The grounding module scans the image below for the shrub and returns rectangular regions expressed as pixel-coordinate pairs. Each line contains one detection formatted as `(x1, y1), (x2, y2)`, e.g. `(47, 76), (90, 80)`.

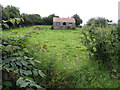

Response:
(2, 18), (23, 30)
(81, 25), (119, 79)
(86, 17), (107, 27)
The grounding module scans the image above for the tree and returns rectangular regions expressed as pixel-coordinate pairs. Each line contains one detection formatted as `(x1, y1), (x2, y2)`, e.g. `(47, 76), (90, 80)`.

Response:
(2, 6), (10, 20)
(87, 17), (107, 27)
(42, 14), (59, 25)
(72, 14), (82, 26)
(47, 14), (59, 25)
(32, 14), (42, 25)
(2, 5), (20, 20)
(21, 13), (42, 26)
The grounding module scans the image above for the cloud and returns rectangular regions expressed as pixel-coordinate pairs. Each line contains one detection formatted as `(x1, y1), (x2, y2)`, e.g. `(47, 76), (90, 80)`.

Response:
(0, 0), (119, 24)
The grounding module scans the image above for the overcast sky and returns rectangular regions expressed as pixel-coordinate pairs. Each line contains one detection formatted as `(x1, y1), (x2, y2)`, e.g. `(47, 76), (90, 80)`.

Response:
(1, 0), (119, 24)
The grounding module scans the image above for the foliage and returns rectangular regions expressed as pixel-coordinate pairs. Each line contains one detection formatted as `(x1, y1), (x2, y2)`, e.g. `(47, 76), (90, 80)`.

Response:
(42, 14), (59, 25)
(2, 5), (20, 20)
(1, 5), (24, 29)
(1, 4), (60, 29)
(21, 13), (59, 26)
(1, 31), (45, 89)
(72, 14), (83, 26)
(1, 25), (120, 88)
(21, 13), (42, 26)
(86, 17), (108, 27)
(117, 20), (120, 74)
(2, 18), (24, 29)
(81, 25), (119, 79)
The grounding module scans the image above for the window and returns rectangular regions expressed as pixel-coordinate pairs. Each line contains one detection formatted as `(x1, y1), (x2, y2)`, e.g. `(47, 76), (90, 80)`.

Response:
(56, 22), (60, 26)
(63, 22), (66, 25)
(69, 23), (72, 26)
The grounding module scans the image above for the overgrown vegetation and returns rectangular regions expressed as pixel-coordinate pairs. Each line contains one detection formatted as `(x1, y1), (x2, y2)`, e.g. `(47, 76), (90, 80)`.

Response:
(81, 25), (120, 80)
(1, 4), (119, 88)
(1, 30), (45, 89)
(86, 17), (117, 27)
(72, 14), (83, 27)
(1, 25), (120, 88)
(2, 18), (24, 29)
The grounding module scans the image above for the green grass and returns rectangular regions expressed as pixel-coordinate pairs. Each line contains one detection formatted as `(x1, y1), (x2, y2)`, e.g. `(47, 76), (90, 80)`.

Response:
(1, 25), (119, 88)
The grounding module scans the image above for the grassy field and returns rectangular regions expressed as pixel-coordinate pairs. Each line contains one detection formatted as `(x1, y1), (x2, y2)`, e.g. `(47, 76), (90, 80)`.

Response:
(1, 25), (119, 88)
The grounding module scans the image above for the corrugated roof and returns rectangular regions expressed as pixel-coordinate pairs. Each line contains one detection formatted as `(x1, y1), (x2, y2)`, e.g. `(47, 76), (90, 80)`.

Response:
(53, 18), (75, 22)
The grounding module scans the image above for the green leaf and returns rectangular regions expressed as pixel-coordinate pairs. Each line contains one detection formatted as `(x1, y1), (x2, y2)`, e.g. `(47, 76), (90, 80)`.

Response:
(19, 69), (25, 74)
(16, 61), (22, 67)
(24, 56), (29, 60)
(9, 18), (16, 25)
(34, 60), (41, 64)
(8, 57), (16, 61)
(23, 48), (29, 53)
(24, 77), (33, 81)
(20, 82), (29, 87)
(3, 23), (9, 29)
(10, 62), (17, 70)
(38, 70), (46, 77)
(29, 58), (33, 60)
(3, 64), (10, 68)
(5, 45), (13, 52)
(28, 81), (41, 88)
(3, 81), (12, 87)
(24, 71), (32, 75)
(19, 70), (32, 75)
(16, 77), (24, 85)
(4, 64), (10, 72)
(16, 77), (28, 87)
(14, 69), (19, 73)
(29, 83), (41, 88)
(16, 57), (22, 60)
(29, 60), (35, 66)
(33, 69), (38, 76)
(15, 19), (20, 25)
(3, 57), (16, 64)
(17, 77), (41, 88)
(20, 60), (28, 66)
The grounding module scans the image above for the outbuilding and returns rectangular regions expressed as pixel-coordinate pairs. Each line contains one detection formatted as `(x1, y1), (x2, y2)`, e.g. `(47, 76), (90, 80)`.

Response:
(53, 18), (76, 29)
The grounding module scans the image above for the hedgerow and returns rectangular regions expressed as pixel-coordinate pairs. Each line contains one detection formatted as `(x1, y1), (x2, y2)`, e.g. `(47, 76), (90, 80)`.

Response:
(81, 25), (119, 79)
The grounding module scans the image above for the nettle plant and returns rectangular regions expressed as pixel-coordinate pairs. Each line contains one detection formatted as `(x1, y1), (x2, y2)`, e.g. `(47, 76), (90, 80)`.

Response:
(1, 31), (45, 89)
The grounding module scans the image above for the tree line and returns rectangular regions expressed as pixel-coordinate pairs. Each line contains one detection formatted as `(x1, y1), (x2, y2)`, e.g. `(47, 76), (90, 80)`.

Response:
(0, 5), (83, 30)
(1, 5), (116, 30)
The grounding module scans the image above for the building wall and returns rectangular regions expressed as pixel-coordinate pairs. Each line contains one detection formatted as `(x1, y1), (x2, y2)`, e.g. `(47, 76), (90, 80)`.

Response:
(53, 22), (76, 29)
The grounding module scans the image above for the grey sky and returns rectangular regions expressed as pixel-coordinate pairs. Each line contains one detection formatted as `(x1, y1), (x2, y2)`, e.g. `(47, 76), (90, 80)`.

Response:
(1, 0), (119, 24)
(118, 1), (120, 20)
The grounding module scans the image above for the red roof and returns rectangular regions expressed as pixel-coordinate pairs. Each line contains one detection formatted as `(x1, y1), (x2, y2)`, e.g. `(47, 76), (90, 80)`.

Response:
(53, 18), (75, 23)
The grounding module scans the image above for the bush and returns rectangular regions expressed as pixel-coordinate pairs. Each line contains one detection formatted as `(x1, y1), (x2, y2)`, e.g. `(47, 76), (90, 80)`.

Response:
(2, 18), (23, 29)
(50, 25), (54, 29)
(87, 17), (107, 27)
(81, 25), (119, 79)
